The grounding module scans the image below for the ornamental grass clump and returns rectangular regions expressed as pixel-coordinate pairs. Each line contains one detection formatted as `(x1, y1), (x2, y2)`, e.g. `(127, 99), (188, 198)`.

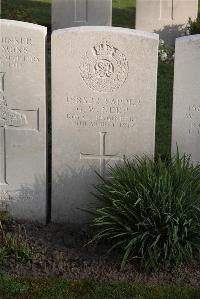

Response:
(90, 154), (200, 271)
(187, 16), (200, 35)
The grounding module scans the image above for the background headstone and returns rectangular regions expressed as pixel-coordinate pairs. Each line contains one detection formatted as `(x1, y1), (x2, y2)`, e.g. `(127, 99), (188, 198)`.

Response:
(136, 0), (198, 45)
(52, 27), (159, 223)
(52, 0), (112, 30)
(172, 34), (200, 163)
(0, 20), (47, 222)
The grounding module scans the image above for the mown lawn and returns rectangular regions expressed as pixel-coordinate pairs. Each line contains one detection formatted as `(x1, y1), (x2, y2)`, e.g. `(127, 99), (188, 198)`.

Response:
(1, 0), (52, 28)
(0, 273), (200, 299)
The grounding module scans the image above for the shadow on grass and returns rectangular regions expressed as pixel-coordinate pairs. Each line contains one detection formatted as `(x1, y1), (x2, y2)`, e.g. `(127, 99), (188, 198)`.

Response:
(155, 63), (174, 158)
(112, 7), (135, 29)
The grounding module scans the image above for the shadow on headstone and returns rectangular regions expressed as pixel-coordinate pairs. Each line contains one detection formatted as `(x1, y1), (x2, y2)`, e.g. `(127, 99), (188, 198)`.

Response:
(0, 175), (47, 223)
(154, 24), (187, 45)
(52, 165), (101, 224)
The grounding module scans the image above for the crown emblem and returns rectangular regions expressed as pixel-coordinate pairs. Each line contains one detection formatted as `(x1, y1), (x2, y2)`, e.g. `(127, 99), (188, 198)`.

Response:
(92, 41), (115, 57)
(80, 41), (129, 93)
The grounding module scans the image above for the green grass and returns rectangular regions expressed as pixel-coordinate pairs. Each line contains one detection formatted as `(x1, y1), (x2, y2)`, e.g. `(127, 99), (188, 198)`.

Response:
(89, 154), (200, 270)
(1, 0), (51, 28)
(156, 63), (174, 157)
(112, 0), (136, 28)
(0, 273), (200, 299)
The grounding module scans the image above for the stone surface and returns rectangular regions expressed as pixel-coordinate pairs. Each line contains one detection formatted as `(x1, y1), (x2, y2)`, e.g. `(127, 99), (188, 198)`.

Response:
(172, 34), (200, 164)
(52, 0), (112, 30)
(136, 0), (198, 45)
(0, 20), (47, 222)
(52, 26), (159, 223)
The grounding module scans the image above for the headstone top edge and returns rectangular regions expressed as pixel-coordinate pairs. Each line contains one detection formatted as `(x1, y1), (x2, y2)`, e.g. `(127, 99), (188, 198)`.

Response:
(175, 34), (200, 46)
(52, 26), (159, 41)
(0, 19), (47, 34)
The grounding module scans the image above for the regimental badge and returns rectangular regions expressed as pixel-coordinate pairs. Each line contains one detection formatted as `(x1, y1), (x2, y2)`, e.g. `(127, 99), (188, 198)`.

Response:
(80, 41), (129, 93)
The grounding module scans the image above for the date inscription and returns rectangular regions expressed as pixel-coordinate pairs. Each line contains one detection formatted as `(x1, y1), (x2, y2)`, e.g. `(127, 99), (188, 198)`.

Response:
(186, 105), (200, 135)
(65, 95), (141, 129)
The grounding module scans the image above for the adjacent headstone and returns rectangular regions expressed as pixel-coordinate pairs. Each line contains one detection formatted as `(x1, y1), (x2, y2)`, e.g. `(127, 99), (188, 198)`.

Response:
(52, 27), (159, 223)
(172, 35), (200, 164)
(0, 20), (47, 222)
(52, 0), (112, 30)
(136, 0), (198, 45)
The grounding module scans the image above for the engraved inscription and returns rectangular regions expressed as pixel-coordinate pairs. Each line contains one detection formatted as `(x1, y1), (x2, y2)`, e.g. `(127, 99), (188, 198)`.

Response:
(75, 0), (88, 22)
(186, 105), (200, 135)
(80, 41), (129, 92)
(0, 191), (10, 202)
(0, 36), (40, 68)
(0, 72), (39, 185)
(66, 95), (141, 129)
(160, 0), (174, 20)
(80, 132), (124, 176)
(0, 190), (35, 203)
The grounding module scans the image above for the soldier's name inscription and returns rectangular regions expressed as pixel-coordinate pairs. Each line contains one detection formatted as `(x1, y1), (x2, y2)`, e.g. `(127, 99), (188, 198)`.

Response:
(65, 95), (141, 129)
(0, 35), (40, 68)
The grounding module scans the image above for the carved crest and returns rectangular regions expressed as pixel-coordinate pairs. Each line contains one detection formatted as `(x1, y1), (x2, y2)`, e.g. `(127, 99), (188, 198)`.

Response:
(80, 41), (129, 92)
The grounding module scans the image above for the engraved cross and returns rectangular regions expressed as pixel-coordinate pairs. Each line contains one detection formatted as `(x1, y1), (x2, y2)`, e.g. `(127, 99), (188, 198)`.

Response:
(80, 132), (124, 176)
(0, 72), (39, 185)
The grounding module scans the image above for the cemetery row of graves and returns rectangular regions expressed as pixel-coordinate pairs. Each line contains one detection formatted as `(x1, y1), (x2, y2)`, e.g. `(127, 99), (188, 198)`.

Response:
(0, 1), (200, 292)
(52, 0), (199, 45)
(0, 13), (200, 262)
(0, 18), (199, 222)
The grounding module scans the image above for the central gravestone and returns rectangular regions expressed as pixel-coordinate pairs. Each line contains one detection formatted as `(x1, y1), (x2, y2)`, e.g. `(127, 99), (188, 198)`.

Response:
(52, 0), (112, 30)
(0, 20), (47, 222)
(52, 27), (159, 223)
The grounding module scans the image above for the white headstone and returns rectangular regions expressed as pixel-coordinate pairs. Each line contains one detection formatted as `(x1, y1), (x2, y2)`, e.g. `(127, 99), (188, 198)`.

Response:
(172, 35), (200, 164)
(0, 20), (47, 222)
(52, 0), (112, 30)
(52, 27), (159, 223)
(136, 0), (198, 45)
